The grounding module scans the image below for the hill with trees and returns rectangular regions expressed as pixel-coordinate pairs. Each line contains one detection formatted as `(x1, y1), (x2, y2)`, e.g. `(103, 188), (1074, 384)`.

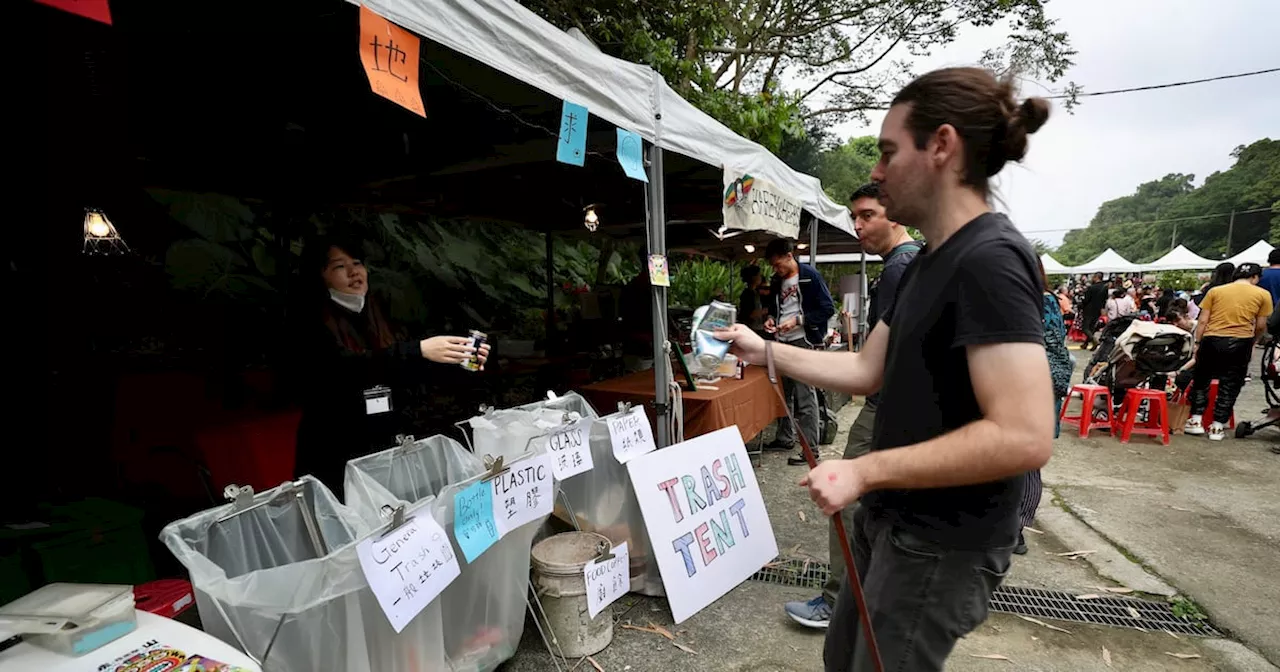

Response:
(1053, 138), (1279, 265)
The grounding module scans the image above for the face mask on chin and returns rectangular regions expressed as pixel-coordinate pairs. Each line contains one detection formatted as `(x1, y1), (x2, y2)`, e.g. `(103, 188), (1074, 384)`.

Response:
(328, 288), (366, 313)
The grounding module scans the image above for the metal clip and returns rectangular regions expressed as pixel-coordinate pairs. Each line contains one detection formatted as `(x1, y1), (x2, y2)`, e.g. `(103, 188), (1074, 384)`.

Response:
(616, 401), (634, 415)
(394, 434), (416, 452)
(223, 484), (254, 511)
(481, 454), (510, 482)
(595, 540), (616, 562)
(377, 504), (412, 538)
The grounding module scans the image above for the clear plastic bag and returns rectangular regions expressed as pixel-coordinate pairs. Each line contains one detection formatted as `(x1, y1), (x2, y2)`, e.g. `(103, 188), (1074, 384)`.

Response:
(159, 477), (448, 672)
(344, 436), (542, 672)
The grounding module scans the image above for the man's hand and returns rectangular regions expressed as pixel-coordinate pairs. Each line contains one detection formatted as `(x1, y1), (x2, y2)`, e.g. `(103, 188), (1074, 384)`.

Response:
(764, 316), (777, 334)
(778, 317), (800, 334)
(800, 460), (867, 515)
(715, 324), (766, 365)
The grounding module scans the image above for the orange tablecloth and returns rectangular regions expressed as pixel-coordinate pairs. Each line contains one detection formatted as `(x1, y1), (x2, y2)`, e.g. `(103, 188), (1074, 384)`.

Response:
(581, 366), (786, 442)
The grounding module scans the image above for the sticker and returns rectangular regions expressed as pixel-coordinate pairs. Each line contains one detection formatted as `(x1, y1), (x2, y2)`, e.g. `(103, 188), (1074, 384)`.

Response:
(648, 254), (670, 287)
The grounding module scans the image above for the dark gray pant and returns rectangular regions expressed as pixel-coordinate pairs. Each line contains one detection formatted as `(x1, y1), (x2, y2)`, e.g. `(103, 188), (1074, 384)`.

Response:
(822, 399), (877, 605)
(1189, 335), (1254, 424)
(825, 506), (1014, 672)
(775, 342), (820, 450)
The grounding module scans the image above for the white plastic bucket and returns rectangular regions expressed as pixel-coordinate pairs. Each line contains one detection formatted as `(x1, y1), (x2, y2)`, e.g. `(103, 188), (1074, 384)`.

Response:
(529, 532), (614, 658)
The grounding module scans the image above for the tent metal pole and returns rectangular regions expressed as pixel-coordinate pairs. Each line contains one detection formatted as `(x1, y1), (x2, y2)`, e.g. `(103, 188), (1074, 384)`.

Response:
(808, 219), (819, 260)
(858, 253), (867, 351)
(646, 145), (671, 448)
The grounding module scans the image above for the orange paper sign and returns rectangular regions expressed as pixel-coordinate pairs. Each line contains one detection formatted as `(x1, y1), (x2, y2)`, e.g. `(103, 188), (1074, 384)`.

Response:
(358, 6), (426, 117)
(35, 0), (113, 25)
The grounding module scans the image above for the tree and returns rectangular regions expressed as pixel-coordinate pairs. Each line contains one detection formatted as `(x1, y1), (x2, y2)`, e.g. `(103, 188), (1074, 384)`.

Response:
(1053, 139), (1279, 264)
(522, 1), (1076, 150)
(815, 135), (879, 201)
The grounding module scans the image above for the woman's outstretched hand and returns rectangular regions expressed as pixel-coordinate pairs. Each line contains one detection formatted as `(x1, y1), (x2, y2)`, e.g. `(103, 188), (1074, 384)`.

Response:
(420, 336), (489, 368)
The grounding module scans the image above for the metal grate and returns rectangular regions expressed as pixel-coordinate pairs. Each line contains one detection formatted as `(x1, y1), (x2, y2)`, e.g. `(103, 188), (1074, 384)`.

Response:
(752, 558), (1219, 637)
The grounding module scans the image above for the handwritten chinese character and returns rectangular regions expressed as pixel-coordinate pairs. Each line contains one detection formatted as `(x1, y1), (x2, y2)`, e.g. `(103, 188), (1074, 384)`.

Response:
(368, 35), (409, 82)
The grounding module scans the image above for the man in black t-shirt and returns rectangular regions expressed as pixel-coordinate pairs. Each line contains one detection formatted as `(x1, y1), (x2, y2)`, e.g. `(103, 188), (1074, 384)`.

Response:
(1080, 272), (1110, 349)
(719, 67), (1055, 672)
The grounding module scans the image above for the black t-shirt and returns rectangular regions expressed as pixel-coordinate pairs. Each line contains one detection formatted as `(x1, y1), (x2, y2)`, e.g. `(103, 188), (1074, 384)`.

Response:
(865, 212), (1045, 548)
(1082, 282), (1110, 316)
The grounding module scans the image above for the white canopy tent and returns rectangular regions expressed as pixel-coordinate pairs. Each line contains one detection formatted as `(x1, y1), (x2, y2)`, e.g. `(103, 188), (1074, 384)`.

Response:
(1040, 253), (1070, 274)
(359, 0), (855, 234)
(1141, 245), (1220, 271)
(1070, 248), (1142, 274)
(1225, 239), (1275, 266)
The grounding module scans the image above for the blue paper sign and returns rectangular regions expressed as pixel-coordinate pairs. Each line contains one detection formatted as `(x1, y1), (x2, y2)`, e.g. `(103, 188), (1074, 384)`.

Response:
(557, 101), (589, 166)
(453, 480), (499, 563)
(616, 128), (648, 182)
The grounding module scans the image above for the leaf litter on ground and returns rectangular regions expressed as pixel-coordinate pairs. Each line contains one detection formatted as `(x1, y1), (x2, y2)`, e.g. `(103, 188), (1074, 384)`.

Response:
(1017, 615), (1072, 635)
(969, 654), (1012, 663)
(1103, 647), (1112, 667)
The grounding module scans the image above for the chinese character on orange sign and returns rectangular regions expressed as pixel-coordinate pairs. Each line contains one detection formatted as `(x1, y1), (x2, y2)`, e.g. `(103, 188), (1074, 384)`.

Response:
(35, 0), (113, 25)
(358, 6), (426, 117)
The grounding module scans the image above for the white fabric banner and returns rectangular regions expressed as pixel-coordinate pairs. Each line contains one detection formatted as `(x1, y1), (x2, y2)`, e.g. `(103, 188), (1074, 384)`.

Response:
(722, 170), (803, 239)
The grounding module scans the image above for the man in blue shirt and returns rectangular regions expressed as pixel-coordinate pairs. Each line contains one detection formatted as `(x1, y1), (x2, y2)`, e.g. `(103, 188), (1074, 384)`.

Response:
(1259, 249), (1280, 306)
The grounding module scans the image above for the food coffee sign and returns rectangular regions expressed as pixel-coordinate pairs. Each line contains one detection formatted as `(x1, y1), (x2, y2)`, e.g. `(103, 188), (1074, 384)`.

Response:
(626, 427), (778, 623)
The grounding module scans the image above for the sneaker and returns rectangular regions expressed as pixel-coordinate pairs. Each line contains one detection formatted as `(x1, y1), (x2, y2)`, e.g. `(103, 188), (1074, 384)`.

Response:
(787, 453), (815, 466)
(1207, 422), (1226, 441)
(784, 596), (831, 629)
(763, 439), (794, 452)
(1014, 533), (1029, 555)
(1184, 416), (1205, 436)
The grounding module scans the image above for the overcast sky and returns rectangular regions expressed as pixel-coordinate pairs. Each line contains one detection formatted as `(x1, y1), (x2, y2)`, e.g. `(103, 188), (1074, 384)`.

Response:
(832, 0), (1280, 248)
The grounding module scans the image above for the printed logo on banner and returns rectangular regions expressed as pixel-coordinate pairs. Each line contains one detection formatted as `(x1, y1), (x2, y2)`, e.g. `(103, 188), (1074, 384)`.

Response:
(721, 170), (802, 239)
(583, 542), (630, 619)
(491, 453), (555, 536)
(609, 406), (657, 464)
(357, 515), (461, 633)
(625, 426), (778, 623)
(547, 419), (595, 480)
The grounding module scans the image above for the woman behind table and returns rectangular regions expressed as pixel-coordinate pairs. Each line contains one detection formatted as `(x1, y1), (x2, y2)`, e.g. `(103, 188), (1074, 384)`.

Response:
(294, 239), (489, 493)
(1017, 258), (1072, 554)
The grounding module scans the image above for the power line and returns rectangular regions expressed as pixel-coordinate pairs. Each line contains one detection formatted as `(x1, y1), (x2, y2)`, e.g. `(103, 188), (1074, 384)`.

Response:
(1045, 67), (1280, 99)
(1021, 206), (1275, 235)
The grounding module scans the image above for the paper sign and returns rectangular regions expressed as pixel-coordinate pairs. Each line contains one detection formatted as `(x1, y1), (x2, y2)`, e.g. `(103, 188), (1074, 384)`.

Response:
(453, 481), (500, 562)
(357, 516), (460, 633)
(616, 129), (648, 182)
(722, 170), (802, 239)
(557, 101), (589, 166)
(648, 254), (670, 287)
(583, 541), (630, 619)
(359, 6), (426, 117)
(626, 426), (778, 623)
(491, 453), (555, 536)
(35, 0), (112, 25)
(547, 419), (595, 480)
(609, 406), (657, 464)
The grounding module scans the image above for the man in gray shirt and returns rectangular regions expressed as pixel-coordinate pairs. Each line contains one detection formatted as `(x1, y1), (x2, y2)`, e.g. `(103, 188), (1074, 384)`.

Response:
(784, 182), (922, 629)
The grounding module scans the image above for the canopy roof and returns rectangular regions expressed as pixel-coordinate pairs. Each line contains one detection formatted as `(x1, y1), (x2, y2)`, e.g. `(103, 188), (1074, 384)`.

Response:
(1142, 244), (1220, 271)
(1225, 239), (1275, 266)
(1040, 253), (1070, 274)
(1071, 248), (1141, 274)
(360, 0), (855, 234)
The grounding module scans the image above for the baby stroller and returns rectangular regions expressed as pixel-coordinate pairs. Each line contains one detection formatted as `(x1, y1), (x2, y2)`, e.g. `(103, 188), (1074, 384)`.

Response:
(1084, 318), (1193, 417)
(1234, 339), (1279, 439)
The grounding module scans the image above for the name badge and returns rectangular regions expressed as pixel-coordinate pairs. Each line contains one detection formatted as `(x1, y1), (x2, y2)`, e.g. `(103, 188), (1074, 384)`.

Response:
(363, 386), (393, 415)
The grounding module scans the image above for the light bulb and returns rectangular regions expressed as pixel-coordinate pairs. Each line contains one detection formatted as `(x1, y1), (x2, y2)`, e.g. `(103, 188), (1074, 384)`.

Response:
(743, 244), (756, 253)
(86, 212), (111, 237)
(797, 243), (808, 250)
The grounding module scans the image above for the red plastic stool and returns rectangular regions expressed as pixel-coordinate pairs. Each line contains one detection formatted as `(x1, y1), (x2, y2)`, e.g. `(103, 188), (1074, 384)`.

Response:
(1116, 389), (1170, 445)
(1060, 384), (1115, 438)
(1204, 379), (1237, 429)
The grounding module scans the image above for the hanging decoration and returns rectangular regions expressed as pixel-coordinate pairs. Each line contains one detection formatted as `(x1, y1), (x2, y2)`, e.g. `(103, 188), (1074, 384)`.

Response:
(556, 101), (588, 166)
(82, 208), (129, 255)
(358, 6), (426, 117)
(35, 0), (112, 25)
(582, 204), (600, 232)
(615, 129), (647, 182)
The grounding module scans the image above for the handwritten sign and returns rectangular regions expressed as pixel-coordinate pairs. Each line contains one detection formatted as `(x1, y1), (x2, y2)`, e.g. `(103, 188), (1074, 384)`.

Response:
(616, 129), (648, 182)
(453, 481), (499, 563)
(583, 542), (630, 619)
(358, 6), (426, 117)
(556, 101), (588, 166)
(491, 453), (555, 536)
(609, 406), (657, 464)
(547, 419), (594, 480)
(356, 516), (460, 634)
(35, 0), (112, 25)
(626, 427), (777, 623)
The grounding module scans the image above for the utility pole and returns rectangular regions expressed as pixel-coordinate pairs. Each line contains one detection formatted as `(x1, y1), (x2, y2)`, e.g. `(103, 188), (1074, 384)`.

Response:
(1171, 222), (1177, 251)
(1225, 210), (1235, 257)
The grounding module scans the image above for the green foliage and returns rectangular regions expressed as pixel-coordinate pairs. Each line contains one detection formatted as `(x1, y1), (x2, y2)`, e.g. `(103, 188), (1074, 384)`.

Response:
(522, 1), (1075, 149)
(670, 257), (744, 309)
(1055, 139), (1279, 264)
(1170, 596), (1208, 622)
(817, 135), (880, 202)
(1157, 271), (1202, 292)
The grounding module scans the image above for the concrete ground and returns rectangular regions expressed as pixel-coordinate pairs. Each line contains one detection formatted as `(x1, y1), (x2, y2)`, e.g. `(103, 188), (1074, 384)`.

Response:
(505, 346), (1278, 672)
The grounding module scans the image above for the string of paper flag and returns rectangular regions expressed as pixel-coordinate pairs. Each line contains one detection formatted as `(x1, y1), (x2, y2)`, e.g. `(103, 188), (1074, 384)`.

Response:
(359, 6), (648, 183)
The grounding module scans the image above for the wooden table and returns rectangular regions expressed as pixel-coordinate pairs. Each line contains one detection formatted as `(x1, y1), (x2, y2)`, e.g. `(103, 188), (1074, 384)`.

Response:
(581, 366), (786, 443)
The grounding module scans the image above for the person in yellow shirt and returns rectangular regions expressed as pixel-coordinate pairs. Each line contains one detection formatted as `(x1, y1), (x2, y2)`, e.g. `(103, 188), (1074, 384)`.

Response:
(1184, 263), (1274, 440)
